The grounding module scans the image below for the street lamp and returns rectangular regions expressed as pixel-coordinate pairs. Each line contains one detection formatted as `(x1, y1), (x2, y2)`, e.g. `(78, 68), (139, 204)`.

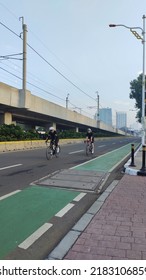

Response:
(109, 15), (146, 145)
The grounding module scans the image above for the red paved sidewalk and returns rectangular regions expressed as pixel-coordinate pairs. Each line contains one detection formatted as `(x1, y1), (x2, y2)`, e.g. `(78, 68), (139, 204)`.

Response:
(64, 174), (146, 260)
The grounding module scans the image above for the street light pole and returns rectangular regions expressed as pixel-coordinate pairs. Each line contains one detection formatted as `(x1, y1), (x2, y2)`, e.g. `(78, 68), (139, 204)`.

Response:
(142, 15), (145, 145)
(109, 15), (146, 145)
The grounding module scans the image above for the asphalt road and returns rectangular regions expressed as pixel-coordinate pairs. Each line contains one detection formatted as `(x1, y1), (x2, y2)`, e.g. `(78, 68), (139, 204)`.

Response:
(0, 136), (139, 196)
(0, 136), (140, 259)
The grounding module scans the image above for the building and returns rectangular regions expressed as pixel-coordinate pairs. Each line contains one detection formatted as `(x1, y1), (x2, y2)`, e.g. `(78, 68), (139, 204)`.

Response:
(99, 108), (112, 126)
(116, 111), (127, 129)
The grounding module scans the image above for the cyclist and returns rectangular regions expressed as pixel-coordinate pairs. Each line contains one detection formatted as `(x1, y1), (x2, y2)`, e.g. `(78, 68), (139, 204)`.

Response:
(45, 127), (59, 152)
(86, 128), (94, 154)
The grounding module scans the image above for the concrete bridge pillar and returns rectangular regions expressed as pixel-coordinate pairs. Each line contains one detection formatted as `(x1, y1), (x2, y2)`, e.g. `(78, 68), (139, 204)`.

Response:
(4, 112), (12, 125)
(76, 127), (79, 132)
(51, 122), (56, 130)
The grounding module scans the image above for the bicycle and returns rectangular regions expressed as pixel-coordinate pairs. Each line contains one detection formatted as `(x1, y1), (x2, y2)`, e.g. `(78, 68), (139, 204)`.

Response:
(85, 139), (94, 156)
(46, 141), (60, 160)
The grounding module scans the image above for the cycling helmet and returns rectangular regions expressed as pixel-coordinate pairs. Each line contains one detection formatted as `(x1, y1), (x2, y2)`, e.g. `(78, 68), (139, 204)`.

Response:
(49, 126), (55, 132)
(87, 128), (92, 133)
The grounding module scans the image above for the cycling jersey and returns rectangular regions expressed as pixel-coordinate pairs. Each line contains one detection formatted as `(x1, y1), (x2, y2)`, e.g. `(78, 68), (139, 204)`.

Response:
(86, 132), (94, 142)
(46, 130), (59, 146)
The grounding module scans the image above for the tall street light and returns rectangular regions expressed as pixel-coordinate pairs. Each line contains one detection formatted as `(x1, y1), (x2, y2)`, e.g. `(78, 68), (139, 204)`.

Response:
(109, 15), (146, 145)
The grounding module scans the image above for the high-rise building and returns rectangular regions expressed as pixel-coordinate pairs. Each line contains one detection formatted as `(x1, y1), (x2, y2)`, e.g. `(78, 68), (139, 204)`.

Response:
(116, 111), (127, 129)
(99, 107), (112, 126)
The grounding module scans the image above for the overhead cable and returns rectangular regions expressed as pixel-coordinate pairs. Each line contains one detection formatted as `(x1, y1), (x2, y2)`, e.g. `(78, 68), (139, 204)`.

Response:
(0, 20), (96, 102)
(0, 66), (65, 102)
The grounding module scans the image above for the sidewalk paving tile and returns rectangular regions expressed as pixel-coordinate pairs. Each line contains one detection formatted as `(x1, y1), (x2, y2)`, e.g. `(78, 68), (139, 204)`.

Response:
(64, 174), (146, 260)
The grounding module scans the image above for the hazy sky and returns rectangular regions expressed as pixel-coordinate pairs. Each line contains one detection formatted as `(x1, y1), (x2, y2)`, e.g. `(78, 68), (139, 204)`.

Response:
(0, 0), (145, 129)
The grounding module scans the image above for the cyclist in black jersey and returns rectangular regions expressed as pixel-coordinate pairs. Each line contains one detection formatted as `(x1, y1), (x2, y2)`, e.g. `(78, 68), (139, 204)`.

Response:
(45, 127), (59, 148)
(86, 128), (94, 154)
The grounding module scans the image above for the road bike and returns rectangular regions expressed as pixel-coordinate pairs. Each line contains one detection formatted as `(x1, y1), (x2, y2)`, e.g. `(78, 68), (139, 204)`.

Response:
(46, 141), (61, 160)
(85, 140), (94, 156)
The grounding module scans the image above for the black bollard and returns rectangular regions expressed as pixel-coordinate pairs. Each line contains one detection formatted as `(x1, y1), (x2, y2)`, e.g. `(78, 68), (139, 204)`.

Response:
(129, 144), (136, 167)
(137, 145), (146, 176)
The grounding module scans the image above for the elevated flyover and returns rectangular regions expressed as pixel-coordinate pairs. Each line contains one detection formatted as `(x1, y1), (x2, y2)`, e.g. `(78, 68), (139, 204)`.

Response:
(0, 82), (124, 134)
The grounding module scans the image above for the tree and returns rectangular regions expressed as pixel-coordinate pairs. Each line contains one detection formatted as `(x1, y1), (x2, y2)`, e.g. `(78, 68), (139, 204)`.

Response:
(129, 73), (146, 123)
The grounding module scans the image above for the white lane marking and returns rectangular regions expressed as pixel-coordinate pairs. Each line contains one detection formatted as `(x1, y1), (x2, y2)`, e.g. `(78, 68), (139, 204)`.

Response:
(112, 142), (116, 145)
(73, 192), (86, 202)
(98, 145), (106, 148)
(0, 190), (21, 201)
(0, 164), (22, 171)
(55, 203), (74, 217)
(18, 223), (53, 250)
(69, 150), (84, 154)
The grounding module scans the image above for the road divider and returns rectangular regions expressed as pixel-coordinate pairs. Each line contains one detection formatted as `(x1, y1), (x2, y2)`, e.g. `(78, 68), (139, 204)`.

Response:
(0, 139), (84, 153)
(0, 137), (123, 153)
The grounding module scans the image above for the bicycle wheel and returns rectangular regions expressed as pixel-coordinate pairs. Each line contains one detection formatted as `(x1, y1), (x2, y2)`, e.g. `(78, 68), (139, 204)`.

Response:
(46, 146), (53, 160)
(89, 143), (94, 155)
(91, 143), (94, 155)
(55, 145), (61, 157)
(86, 144), (90, 156)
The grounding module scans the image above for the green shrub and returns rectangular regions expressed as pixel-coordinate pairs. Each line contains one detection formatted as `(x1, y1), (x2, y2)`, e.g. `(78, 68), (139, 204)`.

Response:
(59, 130), (84, 139)
(0, 124), (119, 142)
(0, 124), (39, 141)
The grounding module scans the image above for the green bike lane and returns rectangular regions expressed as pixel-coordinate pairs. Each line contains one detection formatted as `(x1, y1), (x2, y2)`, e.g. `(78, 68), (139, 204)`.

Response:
(0, 142), (138, 259)
(73, 142), (138, 172)
(0, 186), (79, 259)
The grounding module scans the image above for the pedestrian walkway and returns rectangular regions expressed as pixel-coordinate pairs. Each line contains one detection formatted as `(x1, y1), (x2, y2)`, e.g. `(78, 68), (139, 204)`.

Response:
(63, 175), (146, 260)
(47, 144), (146, 260)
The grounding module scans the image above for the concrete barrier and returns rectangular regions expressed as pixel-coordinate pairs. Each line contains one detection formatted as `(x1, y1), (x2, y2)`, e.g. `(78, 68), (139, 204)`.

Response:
(0, 142), (6, 152)
(0, 137), (124, 153)
(0, 139), (84, 153)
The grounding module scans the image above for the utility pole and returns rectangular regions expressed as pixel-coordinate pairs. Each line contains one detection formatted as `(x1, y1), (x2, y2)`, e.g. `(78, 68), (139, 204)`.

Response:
(23, 23), (27, 93)
(66, 93), (69, 109)
(19, 17), (27, 94)
(96, 91), (99, 121)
